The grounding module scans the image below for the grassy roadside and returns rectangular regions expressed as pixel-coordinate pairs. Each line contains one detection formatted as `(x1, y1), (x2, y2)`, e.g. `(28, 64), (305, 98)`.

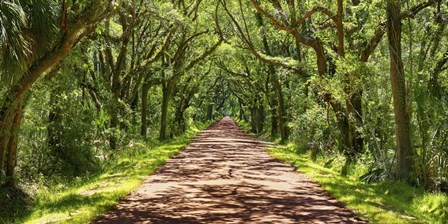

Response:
(235, 119), (447, 224)
(267, 146), (448, 224)
(4, 121), (210, 224)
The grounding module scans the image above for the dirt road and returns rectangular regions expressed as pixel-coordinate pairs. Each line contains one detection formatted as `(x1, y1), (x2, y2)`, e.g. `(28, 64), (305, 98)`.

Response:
(94, 117), (365, 223)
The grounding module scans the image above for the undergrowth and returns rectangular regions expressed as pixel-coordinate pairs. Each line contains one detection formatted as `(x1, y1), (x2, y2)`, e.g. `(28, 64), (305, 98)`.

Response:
(0, 121), (210, 224)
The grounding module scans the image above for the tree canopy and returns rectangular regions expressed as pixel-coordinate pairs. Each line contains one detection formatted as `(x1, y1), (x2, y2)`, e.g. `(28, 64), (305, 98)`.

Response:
(0, 0), (447, 209)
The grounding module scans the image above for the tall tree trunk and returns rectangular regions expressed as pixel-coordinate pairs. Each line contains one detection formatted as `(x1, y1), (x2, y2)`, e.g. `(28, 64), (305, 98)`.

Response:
(159, 81), (171, 141)
(130, 93), (139, 130)
(178, 110), (185, 133)
(250, 107), (258, 133)
(4, 102), (24, 187)
(348, 91), (364, 154)
(250, 99), (265, 134)
(257, 104), (265, 133)
(270, 102), (278, 138)
(207, 104), (213, 121)
(109, 98), (119, 150)
(48, 88), (63, 176)
(0, 78), (39, 185)
(140, 82), (150, 138)
(339, 0), (363, 162)
(0, 112), (16, 180)
(173, 102), (183, 136)
(330, 101), (351, 156)
(387, 0), (414, 181)
(175, 104), (187, 134)
(272, 77), (288, 143)
(238, 99), (244, 121)
(255, 12), (287, 142)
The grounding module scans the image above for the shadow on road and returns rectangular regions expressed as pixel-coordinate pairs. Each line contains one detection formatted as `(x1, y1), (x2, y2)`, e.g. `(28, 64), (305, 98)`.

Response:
(94, 117), (365, 224)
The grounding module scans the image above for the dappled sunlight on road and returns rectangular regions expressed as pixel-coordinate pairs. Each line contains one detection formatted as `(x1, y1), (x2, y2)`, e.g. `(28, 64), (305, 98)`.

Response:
(94, 117), (365, 223)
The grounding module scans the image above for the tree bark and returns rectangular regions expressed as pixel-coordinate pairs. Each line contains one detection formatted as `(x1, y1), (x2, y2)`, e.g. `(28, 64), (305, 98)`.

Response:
(272, 76), (288, 142)
(4, 102), (24, 187)
(109, 81), (120, 149)
(255, 12), (288, 142)
(250, 107), (258, 133)
(238, 99), (245, 121)
(348, 92), (364, 154)
(140, 82), (150, 138)
(174, 104), (186, 134)
(48, 88), (63, 171)
(270, 101), (279, 138)
(159, 81), (171, 141)
(258, 104), (265, 133)
(387, 0), (414, 181)
(207, 104), (214, 121)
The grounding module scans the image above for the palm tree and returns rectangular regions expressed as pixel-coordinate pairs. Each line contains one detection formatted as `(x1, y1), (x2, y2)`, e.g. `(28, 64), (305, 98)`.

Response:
(0, 0), (114, 187)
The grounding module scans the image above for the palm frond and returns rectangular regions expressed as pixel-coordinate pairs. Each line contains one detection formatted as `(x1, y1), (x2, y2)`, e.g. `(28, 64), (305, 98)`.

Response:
(20, 0), (58, 55)
(0, 0), (30, 83)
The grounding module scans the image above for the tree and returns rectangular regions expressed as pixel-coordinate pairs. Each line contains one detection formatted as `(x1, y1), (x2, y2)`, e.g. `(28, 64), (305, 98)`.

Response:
(386, 0), (414, 182)
(96, 2), (171, 148)
(0, 0), (113, 186)
(157, 1), (223, 141)
(245, 0), (435, 170)
(171, 64), (211, 135)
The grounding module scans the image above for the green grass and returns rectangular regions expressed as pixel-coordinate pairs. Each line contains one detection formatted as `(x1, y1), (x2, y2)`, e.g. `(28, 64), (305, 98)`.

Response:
(2, 121), (209, 224)
(266, 145), (448, 224)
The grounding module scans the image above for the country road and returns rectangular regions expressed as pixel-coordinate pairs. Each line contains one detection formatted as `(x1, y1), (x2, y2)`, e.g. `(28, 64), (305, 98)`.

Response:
(94, 117), (365, 224)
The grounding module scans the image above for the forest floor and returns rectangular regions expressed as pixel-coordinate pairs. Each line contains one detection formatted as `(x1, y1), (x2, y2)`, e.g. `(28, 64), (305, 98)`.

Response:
(94, 117), (366, 223)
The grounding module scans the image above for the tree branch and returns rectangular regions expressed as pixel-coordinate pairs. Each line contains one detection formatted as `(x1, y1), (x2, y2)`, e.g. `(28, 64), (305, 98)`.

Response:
(360, 0), (436, 62)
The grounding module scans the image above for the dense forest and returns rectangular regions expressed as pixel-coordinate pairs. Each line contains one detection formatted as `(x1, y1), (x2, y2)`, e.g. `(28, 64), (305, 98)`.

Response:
(0, 0), (447, 222)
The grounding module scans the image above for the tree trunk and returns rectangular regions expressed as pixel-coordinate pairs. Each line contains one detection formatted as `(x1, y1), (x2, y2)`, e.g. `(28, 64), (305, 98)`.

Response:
(109, 99), (119, 150)
(257, 104), (265, 133)
(250, 100), (265, 134)
(387, 0), (414, 181)
(270, 103), (278, 138)
(255, 11), (287, 142)
(346, 90), (364, 156)
(250, 107), (258, 133)
(329, 101), (353, 164)
(109, 61), (122, 149)
(159, 81), (171, 141)
(179, 110), (186, 133)
(272, 77), (288, 143)
(207, 104), (213, 121)
(175, 105), (186, 134)
(140, 82), (150, 138)
(238, 99), (244, 121)
(0, 82), (36, 186)
(48, 88), (63, 176)
(130, 93), (139, 130)
(0, 112), (15, 181)
(173, 102), (183, 136)
(4, 102), (24, 187)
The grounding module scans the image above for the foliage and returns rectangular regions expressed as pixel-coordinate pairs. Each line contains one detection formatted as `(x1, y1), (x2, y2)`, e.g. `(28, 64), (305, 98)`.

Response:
(0, 0), (447, 222)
